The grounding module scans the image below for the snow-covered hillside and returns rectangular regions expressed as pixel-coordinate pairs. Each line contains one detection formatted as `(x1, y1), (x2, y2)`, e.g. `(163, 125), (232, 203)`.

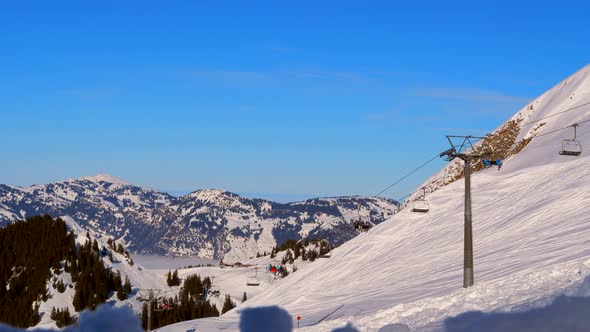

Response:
(29, 215), (300, 330)
(0, 176), (397, 262)
(158, 65), (590, 331)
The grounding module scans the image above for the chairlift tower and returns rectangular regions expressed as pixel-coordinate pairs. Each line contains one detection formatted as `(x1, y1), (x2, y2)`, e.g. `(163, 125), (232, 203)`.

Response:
(440, 135), (489, 288)
(137, 289), (161, 332)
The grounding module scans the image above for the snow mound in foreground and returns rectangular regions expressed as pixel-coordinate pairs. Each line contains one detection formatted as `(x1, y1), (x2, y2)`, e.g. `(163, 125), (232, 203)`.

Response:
(0, 305), (142, 332)
(239, 306), (292, 332)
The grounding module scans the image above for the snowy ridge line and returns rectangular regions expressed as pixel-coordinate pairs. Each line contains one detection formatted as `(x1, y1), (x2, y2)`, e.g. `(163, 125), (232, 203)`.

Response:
(521, 98), (590, 126)
(533, 117), (590, 138)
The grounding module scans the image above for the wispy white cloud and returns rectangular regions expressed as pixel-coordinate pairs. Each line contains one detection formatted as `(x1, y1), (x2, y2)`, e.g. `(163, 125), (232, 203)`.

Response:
(413, 87), (530, 104)
(189, 68), (376, 85)
(364, 109), (443, 122)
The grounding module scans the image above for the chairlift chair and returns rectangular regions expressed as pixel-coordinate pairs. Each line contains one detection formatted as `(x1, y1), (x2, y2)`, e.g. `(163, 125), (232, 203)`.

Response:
(411, 199), (430, 213)
(482, 158), (503, 170)
(246, 277), (260, 286)
(353, 220), (372, 232)
(154, 302), (173, 312)
(353, 205), (372, 232)
(208, 285), (221, 297)
(411, 188), (430, 213)
(559, 124), (582, 156)
(246, 268), (261, 286)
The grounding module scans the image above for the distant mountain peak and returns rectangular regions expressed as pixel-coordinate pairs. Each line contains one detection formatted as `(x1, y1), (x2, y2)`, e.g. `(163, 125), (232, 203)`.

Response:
(187, 189), (238, 201)
(79, 174), (131, 185)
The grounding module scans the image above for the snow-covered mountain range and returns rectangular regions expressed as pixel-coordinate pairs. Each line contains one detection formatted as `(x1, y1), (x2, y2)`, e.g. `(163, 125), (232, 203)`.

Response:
(0, 176), (397, 262)
(157, 65), (590, 331)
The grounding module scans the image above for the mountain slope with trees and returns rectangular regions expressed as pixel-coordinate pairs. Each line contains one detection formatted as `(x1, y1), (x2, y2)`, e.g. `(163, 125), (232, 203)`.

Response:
(0, 215), (124, 328)
(0, 178), (397, 262)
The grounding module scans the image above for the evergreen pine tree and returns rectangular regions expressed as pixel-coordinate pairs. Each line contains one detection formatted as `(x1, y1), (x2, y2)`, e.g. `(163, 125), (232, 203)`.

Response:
(72, 287), (83, 312)
(242, 292), (247, 303)
(117, 288), (127, 301)
(56, 279), (66, 293)
(221, 294), (235, 314)
(171, 269), (180, 286)
(124, 275), (132, 294)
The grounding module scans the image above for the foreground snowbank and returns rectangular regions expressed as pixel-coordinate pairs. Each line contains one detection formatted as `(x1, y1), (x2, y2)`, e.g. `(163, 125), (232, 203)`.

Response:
(444, 294), (590, 332)
(0, 305), (142, 332)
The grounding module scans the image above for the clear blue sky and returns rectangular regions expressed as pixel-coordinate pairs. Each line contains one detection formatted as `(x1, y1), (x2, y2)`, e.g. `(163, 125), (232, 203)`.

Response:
(1, 1), (588, 202)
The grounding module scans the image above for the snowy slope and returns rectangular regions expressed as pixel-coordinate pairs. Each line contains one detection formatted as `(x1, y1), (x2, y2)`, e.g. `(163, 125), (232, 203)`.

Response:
(159, 65), (590, 332)
(34, 215), (290, 329)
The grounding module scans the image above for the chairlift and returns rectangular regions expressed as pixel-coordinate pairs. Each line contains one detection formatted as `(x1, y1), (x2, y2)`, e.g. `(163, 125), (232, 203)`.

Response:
(207, 285), (221, 297)
(247, 277), (260, 286)
(154, 302), (173, 312)
(194, 288), (208, 303)
(353, 221), (372, 232)
(412, 200), (430, 213)
(353, 205), (372, 232)
(559, 124), (582, 156)
(411, 188), (430, 213)
(482, 158), (503, 170)
(246, 268), (260, 286)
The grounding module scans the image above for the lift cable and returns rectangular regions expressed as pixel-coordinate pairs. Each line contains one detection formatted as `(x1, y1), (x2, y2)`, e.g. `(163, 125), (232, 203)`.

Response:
(530, 118), (590, 138)
(374, 114), (589, 201)
(521, 100), (590, 127)
(214, 266), (266, 284)
(374, 154), (441, 198)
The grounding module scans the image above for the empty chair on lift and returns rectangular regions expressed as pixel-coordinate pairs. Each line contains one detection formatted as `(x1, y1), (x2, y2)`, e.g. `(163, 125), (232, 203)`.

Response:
(411, 188), (430, 213)
(247, 268), (260, 286)
(247, 277), (260, 286)
(559, 124), (582, 156)
(412, 199), (430, 213)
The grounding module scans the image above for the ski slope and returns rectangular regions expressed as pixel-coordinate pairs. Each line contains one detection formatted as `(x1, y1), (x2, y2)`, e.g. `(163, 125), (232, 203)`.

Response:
(159, 65), (590, 332)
